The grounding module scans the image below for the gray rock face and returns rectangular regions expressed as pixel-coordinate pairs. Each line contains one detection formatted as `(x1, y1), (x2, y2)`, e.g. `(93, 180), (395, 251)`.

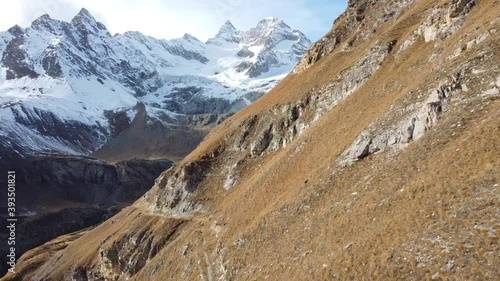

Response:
(449, 0), (477, 18)
(84, 216), (187, 281)
(183, 96), (232, 115)
(347, 134), (372, 161)
(252, 125), (276, 156)
(9, 156), (174, 204)
(104, 109), (133, 138)
(237, 47), (255, 58)
(146, 160), (210, 214)
(337, 69), (473, 166)
(2, 36), (39, 80)
(115, 159), (175, 196)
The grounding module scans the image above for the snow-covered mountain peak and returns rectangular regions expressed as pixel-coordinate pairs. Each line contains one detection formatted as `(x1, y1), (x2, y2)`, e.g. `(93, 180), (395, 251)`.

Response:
(264, 16), (279, 21)
(71, 8), (108, 33)
(208, 17), (308, 49)
(212, 20), (240, 43)
(71, 8), (96, 24)
(7, 25), (24, 37)
(122, 30), (145, 39)
(34, 14), (52, 22)
(217, 20), (237, 35)
(182, 33), (201, 42)
(257, 17), (288, 28)
(0, 8), (312, 157)
(243, 17), (296, 46)
(30, 14), (62, 32)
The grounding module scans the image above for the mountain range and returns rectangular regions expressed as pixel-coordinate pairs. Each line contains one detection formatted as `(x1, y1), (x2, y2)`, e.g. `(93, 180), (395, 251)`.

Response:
(0, 9), (310, 160)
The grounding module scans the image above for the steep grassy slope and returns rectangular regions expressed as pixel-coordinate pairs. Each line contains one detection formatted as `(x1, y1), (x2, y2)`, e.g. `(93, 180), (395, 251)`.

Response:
(3, 0), (499, 280)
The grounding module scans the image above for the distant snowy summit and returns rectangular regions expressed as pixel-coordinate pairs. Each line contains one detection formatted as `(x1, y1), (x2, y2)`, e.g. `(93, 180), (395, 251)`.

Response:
(0, 8), (311, 158)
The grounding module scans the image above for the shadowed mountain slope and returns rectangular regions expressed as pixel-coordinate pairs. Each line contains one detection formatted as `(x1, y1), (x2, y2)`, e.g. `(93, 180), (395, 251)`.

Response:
(3, 0), (499, 280)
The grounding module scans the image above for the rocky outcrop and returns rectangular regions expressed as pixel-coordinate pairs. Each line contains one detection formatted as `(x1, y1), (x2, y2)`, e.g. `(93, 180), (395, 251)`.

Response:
(104, 109), (133, 138)
(294, 0), (414, 73)
(417, 0), (479, 44)
(245, 41), (393, 156)
(335, 0), (489, 166)
(143, 159), (212, 215)
(338, 71), (468, 165)
(449, 0), (478, 18)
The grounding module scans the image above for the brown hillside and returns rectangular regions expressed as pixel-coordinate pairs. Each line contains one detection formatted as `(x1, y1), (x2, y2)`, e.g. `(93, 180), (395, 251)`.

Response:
(3, 0), (499, 280)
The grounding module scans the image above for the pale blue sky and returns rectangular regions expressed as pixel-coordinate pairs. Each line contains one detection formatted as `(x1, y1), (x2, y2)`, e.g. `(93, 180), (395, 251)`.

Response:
(0, 0), (348, 42)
